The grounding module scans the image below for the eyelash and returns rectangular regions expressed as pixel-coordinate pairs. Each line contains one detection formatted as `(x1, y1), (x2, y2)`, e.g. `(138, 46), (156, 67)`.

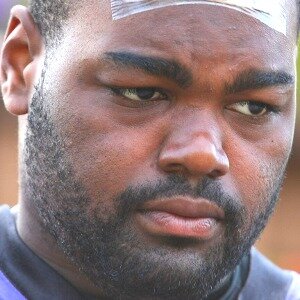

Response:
(259, 102), (280, 114)
(110, 87), (168, 100)
(108, 86), (281, 116)
(230, 100), (280, 113)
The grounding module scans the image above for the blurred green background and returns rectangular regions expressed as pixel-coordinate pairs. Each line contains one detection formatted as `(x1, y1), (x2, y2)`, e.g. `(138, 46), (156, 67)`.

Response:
(0, 0), (300, 272)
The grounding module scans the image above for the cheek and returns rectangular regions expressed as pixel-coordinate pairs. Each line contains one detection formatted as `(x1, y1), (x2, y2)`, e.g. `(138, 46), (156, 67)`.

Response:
(43, 64), (170, 213)
(227, 125), (292, 218)
(51, 105), (166, 209)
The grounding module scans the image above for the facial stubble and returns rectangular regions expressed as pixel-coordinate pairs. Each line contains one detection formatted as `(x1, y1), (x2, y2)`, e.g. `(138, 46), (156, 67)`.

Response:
(22, 79), (287, 299)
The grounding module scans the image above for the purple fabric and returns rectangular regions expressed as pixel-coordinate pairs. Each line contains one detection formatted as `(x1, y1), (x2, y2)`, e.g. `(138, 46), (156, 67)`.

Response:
(0, 270), (26, 300)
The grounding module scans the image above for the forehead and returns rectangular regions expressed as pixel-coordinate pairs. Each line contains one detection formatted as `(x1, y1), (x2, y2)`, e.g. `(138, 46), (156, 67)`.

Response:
(56, 0), (297, 73)
(110, 0), (288, 36)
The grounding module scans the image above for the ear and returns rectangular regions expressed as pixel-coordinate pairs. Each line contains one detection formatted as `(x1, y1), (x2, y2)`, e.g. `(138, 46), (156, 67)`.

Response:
(0, 5), (45, 116)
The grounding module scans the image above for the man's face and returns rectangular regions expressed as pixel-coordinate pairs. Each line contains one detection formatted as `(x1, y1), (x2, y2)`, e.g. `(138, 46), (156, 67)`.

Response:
(24, 1), (297, 298)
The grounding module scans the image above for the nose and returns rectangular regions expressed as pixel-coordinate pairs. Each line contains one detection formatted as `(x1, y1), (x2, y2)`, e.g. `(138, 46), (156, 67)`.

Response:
(158, 116), (229, 179)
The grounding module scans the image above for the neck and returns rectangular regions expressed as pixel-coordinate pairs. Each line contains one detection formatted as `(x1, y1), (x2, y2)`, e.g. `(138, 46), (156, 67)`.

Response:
(16, 199), (103, 298)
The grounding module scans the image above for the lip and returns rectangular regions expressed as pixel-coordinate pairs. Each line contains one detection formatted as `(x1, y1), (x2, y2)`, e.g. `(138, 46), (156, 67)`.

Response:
(136, 197), (225, 239)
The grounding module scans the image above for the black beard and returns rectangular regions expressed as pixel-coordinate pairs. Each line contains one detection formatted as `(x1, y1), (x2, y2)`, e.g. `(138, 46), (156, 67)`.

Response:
(22, 78), (286, 299)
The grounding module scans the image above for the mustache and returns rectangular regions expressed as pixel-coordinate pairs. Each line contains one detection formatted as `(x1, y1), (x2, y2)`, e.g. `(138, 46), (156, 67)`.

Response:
(116, 175), (245, 224)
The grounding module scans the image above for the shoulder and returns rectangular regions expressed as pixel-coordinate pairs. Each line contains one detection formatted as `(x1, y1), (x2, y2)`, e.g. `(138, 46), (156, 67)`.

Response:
(239, 248), (300, 299)
(0, 205), (16, 235)
(0, 205), (13, 231)
(0, 204), (13, 217)
(0, 205), (18, 265)
(0, 204), (10, 214)
(0, 270), (26, 300)
(287, 272), (300, 299)
(0, 205), (27, 299)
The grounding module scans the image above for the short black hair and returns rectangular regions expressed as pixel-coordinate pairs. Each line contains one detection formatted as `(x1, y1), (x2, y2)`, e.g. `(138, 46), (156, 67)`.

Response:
(30, 0), (300, 46)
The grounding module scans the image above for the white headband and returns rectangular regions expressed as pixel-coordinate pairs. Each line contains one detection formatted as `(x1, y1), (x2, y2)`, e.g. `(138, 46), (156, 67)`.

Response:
(111, 0), (287, 35)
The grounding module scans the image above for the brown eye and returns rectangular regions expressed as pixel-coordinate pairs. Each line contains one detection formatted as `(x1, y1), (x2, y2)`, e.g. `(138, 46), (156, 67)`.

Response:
(115, 88), (166, 101)
(228, 101), (269, 116)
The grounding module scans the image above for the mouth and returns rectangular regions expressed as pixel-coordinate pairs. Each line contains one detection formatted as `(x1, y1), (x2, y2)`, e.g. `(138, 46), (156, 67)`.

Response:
(136, 197), (225, 240)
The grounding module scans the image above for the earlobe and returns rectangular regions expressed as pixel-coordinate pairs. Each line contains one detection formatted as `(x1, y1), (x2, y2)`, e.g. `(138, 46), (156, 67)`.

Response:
(0, 5), (45, 116)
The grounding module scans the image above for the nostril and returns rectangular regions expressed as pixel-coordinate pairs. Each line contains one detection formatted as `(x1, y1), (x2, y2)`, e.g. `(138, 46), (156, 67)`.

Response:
(208, 169), (224, 178)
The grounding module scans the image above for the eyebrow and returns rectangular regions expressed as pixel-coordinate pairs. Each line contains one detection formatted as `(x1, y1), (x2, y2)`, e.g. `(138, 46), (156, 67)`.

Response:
(103, 51), (193, 88)
(225, 69), (294, 94)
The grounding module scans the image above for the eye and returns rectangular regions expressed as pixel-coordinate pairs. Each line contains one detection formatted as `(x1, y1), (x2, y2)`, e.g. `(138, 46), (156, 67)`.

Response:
(227, 101), (275, 117)
(111, 87), (167, 102)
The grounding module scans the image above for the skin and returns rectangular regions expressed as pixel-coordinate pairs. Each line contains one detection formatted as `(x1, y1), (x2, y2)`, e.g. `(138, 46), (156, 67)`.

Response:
(0, 0), (298, 298)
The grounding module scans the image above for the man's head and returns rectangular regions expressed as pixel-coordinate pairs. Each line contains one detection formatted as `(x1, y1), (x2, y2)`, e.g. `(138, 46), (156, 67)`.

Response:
(0, 0), (298, 298)
(28, 0), (300, 47)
